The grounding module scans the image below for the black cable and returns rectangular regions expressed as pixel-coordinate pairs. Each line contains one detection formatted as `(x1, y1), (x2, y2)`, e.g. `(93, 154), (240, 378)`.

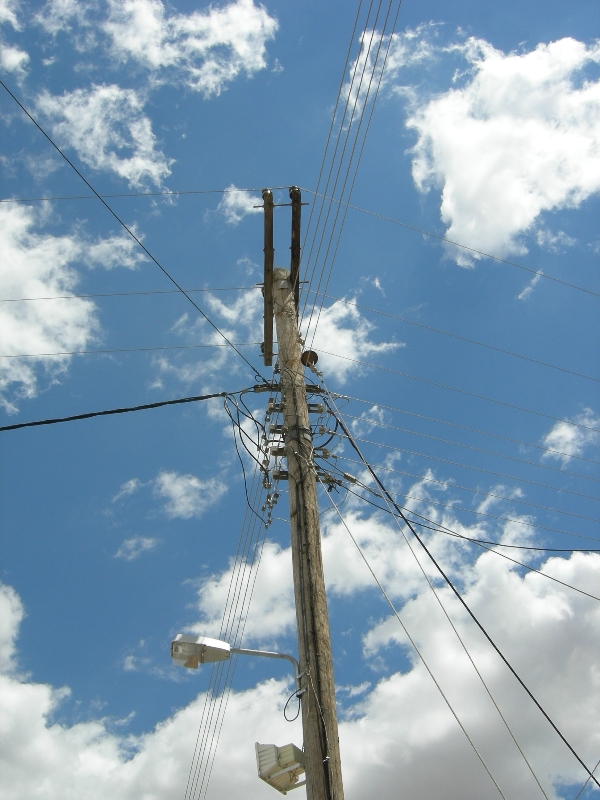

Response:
(328, 455), (600, 524)
(0, 286), (259, 302)
(341, 394), (600, 462)
(300, 189), (600, 301)
(342, 483), (600, 602)
(342, 487), (600, 552)
(319, 350), (600, 435)
(0, 390), (237, 431)
(340, 413), (600, 480)
(0, 187), (290, 203)
(318, 294), (600, 386)
(327, 399), (600, 789)
(283, 688), (302, 722)
(336, 453), (600, 510)
(345, 434), (600, 503)
(1, 342), (262, 359)
(0, 79), (268, 384)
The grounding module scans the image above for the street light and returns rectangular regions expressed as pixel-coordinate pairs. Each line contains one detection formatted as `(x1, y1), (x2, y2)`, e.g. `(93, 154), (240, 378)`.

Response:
(170, 633), (301, 691)
(170, 634), (306, 795)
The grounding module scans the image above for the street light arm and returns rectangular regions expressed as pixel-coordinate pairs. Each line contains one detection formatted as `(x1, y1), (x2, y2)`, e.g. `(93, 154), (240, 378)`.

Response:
(231, 647), (301, 692)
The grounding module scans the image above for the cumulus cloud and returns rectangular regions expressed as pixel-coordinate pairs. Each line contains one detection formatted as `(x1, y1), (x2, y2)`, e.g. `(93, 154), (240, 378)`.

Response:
(0, 204), (152, 412)
(214, 184), (262, 225)
(0, 43), (28, 75)
(541, 409), (600, 465)
(36, 84), (172, 188)
(103, 0), (277, 96)
(306, 297), (401, 383)
(406, 36), (600, 264)
(154, 470), (227, 519)
(3, 501), (600, 799)
(0, 204), (98, 412)
(0, 582), (23, 673)
(114, 536), (159, 561)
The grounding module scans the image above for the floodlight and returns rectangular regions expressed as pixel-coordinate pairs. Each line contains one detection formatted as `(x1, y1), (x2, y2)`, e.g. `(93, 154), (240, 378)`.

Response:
(170, 634), (231, 669)
(256, 742), (306, 795)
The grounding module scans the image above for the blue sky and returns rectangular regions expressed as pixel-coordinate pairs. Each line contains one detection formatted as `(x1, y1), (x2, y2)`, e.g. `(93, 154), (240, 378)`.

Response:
(1, 1), (599, 798)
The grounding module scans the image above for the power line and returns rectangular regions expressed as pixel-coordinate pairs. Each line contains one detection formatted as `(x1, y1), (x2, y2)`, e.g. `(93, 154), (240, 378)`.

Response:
(341, 394), (600, 464)
(0, 79), (268, 384)
(348, 433), (600, 507)
(319, 349), (600, 434)
(320, 480), (509, 798)
(340, 412), (600, 482)
(0, 286), (258, 302)
(0, 187), (290, 203)
(1, 343), (261, 359)
(343, 481), (600, 602)
(0, 390), (242, 431)
(331, 454), (600, 522)
(325, 393), (600, 788)
(300, 189), (600, 300)
(320, 293), (600, 385)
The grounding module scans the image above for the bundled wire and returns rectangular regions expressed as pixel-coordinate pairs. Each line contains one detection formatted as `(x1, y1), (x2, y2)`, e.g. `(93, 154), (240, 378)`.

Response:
(319, 383), (600, 790)
(299, 0), (404, 348)
(183, 386), (284, 800)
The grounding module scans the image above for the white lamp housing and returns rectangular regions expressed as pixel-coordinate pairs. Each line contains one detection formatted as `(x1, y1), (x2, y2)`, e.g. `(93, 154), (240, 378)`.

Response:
(171, 634), (231, 669)
(255, 743), (306, 794)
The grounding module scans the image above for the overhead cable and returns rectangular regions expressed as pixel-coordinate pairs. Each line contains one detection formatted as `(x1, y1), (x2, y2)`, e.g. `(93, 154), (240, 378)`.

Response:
(340, 412), (600, 481)
(341, 394), (600, 464)
(300, 189), (600, 300)
(343, 482), (600, 602)
(1, 343), (261, 359)
(319, 479), (508, 799)
(347, 434), (600, 504)
(329, 454), (600, 523)
(0, 286), (258, 302)
(0, 79), (268, 384)
(0, 390), (244, 431)
(319, 349), (600, 434)
(320, 293), (600, 385)
(0, 187), (290, 203)
(326, 395), (600, 788)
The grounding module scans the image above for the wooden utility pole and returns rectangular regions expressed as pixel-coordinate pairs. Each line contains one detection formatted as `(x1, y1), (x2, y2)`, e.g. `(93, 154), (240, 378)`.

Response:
(266, 188), (344, 800)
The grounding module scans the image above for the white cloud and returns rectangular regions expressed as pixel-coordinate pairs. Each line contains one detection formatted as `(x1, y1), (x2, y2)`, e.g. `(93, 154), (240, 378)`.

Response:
(0, 0), (28, 77)
(535, 228), (577, 253)
(517, 270), (543, 301)
(84, 228), (148, 270)
(0, 43), (28, 75)
(154, 470), (227, 519)
(35, 0), (95, 35)
(542, 409), (600, 465)
(104, 0), (277, 96)
(0, 204), (152, 412)
(36, 84), (172, 188)
(3, 510), (600, 799)
(0, 583), (23, 673)
(406, 36), (600, 264)
(306, 297), (401, 383)
(0, 0), (19, 28)
(114, 536), (159, 561)
(341, 23), (439, 121)
(112, 478), (144, 502)
(215, 184), (262, 225)
(0, 204), (98, 412)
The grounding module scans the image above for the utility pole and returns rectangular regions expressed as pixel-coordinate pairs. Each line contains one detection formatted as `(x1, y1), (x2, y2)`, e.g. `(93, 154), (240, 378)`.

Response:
(262, 187), (344, 800)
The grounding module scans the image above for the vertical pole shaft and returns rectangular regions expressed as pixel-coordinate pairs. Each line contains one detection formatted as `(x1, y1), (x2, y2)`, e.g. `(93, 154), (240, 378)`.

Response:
(263, 189), (274, 367)
(273, 267), (344, 800)
(289, 186), (302, 311)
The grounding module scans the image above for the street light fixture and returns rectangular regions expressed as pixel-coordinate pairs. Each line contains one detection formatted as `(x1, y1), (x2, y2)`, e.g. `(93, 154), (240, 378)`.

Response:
(170, 633), (301, 691)
(170, 634), (306, 795)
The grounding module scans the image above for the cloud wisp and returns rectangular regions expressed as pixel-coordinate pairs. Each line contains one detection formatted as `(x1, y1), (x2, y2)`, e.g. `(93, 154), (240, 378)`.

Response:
(541, 409), (600, 465)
